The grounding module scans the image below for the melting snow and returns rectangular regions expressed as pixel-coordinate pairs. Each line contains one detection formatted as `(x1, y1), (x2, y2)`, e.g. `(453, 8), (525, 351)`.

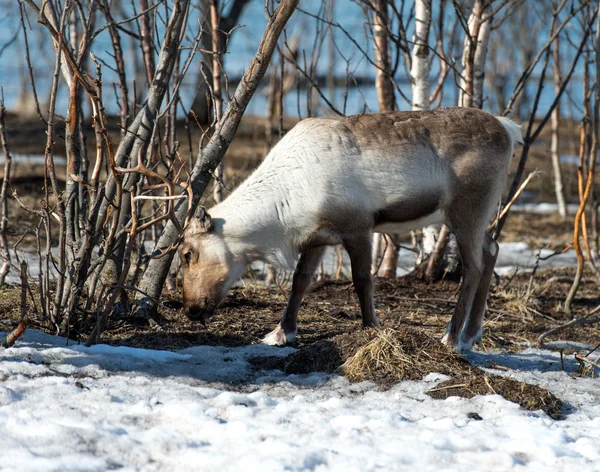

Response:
(0, 330), (598, 471)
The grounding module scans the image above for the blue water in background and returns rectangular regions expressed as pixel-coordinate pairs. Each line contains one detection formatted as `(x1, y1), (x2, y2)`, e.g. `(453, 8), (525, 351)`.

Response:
(0, 1), (584, 120)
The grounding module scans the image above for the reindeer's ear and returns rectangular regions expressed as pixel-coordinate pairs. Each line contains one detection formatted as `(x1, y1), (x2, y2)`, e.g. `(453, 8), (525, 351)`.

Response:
(192, 206), (213, 233)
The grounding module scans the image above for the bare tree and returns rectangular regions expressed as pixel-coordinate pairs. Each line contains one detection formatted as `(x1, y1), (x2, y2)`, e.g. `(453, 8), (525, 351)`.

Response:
(411, 0), (432, 111)
(190, 0), (251, 124)
(372, 0), (398, 278)
(551, 33), (568, 219)
(458, 0), (493, 108)
(132, 0), (300, 319)
(565, 4), (600, 314)
(211, 0), (225, 204)
(0, 96), (12, 286)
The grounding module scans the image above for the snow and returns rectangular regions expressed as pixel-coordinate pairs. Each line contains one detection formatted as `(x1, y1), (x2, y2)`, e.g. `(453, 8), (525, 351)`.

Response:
(276, 240), (579, 280)
(0, 330), (599, 471)
(510, 202), (581, 215)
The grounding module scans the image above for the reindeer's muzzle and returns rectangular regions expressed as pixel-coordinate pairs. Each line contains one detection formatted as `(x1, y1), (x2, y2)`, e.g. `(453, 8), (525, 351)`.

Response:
(185, 303), (216, 325)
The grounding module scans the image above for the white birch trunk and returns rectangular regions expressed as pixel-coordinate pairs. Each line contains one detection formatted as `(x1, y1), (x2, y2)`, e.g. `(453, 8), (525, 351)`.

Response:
(471, 12), (491, 109)
(409, 0), (436, 263)
(410, 0), (432, 111)
(459, 0), (488, 108)
(551, 36), (568, 218)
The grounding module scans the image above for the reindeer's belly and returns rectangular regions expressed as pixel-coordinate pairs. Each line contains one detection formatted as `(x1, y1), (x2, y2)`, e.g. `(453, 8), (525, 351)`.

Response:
(373, 208), (445, 234)
(372, 188), (447, 234)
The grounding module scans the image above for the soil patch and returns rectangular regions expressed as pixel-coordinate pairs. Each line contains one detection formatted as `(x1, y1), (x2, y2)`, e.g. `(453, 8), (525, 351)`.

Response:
(428, 375), (564, 420)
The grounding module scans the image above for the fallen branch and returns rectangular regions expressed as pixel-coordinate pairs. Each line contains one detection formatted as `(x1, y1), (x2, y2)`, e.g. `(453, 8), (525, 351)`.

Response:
(427, 383), (469, 393)
(537, 310), (600, 348)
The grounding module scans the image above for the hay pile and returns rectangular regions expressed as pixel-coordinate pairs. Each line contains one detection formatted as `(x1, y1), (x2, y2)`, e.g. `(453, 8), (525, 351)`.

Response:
(275, 327), (563, 418)
(284, 327), (468, 384)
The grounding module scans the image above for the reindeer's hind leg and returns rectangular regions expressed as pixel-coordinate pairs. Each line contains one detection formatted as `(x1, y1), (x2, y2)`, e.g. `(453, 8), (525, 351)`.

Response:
(262, 246), (326, 346)
(441, 228), (485, 352)
(461, 233), (498, 349)
(343, 232), (381, 328)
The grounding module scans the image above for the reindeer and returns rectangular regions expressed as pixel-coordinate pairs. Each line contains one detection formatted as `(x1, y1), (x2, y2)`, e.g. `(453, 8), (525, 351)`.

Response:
(180, 107), (522, 352)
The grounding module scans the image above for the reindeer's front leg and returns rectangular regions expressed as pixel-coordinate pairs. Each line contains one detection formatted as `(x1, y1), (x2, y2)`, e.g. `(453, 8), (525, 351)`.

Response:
(343, 233), (381, 328)
(262, 246), (326, 346)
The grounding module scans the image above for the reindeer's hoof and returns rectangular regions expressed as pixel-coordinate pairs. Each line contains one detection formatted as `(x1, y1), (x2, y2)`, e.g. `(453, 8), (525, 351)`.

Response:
(456, 338), (475, 353)
(262, 325), (296, 346)
(457, 330), (483, 352)
(441, 332), (465, 353)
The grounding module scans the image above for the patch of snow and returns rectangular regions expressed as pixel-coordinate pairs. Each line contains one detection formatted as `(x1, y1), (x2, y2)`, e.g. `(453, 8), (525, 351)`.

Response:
(0, 330), (599, 471)
(511, 202), (581, 214)
(559, 155), (579, 166)
(249, 239), (578, 283)
(11, 154), (67, 166)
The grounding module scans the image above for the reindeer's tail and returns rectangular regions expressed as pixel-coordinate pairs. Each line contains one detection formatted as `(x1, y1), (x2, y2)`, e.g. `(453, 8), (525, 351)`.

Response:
(496, 116), (524, 149)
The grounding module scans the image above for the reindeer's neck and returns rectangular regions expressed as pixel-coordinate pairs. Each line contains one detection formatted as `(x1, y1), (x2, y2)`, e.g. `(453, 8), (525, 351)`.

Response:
(209, 176), (305, 270)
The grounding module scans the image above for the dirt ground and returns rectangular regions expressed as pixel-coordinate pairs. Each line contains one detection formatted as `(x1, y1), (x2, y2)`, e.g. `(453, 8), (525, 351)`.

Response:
(0, 112), (598, 413)
(1, 266), (598, 352)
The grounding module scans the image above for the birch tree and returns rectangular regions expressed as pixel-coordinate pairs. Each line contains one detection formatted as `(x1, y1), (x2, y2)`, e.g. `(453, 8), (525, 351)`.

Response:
(372, 0), (398, 278)
(551, 34), (568, 219)
(411, 0), (432, 111)
(211, 0), (225, 204)
(410, 0), (438, 268)
(458, 0), (493, 108)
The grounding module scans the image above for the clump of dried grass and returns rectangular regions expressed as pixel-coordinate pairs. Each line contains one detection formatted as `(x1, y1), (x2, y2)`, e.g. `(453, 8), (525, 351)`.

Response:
(342, 329), (411, 383)
(280, 326), (563, 418)
(284, 327), (468, 386)
(340, 328), (466, 386)
(428, 375), (564, 419)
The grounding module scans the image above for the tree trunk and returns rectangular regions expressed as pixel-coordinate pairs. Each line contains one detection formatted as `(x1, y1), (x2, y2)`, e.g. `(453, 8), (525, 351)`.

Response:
(373, 0), (395, 112)
(0, 100), (12, 286)
(409, 0), (437, 268)
(426, 0), (491, 281)
(551, 36), (568, 219)
(372, 0), (399, 278)
(411, 0), (431, 111)
(459, 0), (490, 108)
(211, 0), (225, 204)
(132, 0), (300, 318)
(190, 0), (251, 124)
(139, 0), (156, 86)
(471, 12), (491, 109)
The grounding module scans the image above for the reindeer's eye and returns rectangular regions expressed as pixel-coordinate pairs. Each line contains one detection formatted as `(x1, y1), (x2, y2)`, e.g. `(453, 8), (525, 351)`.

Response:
(183, 251), (192, 264)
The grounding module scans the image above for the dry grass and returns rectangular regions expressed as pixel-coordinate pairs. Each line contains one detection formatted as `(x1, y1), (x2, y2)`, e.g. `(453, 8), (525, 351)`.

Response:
(428, 375), (564, 420)
(340, 328), (464, 384)
(0, 264), (596, 419)
(275, 326), (565, 418)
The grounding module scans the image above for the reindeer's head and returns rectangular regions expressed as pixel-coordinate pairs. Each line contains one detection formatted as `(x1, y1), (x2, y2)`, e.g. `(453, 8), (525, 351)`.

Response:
(180, 207), (243, 323)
